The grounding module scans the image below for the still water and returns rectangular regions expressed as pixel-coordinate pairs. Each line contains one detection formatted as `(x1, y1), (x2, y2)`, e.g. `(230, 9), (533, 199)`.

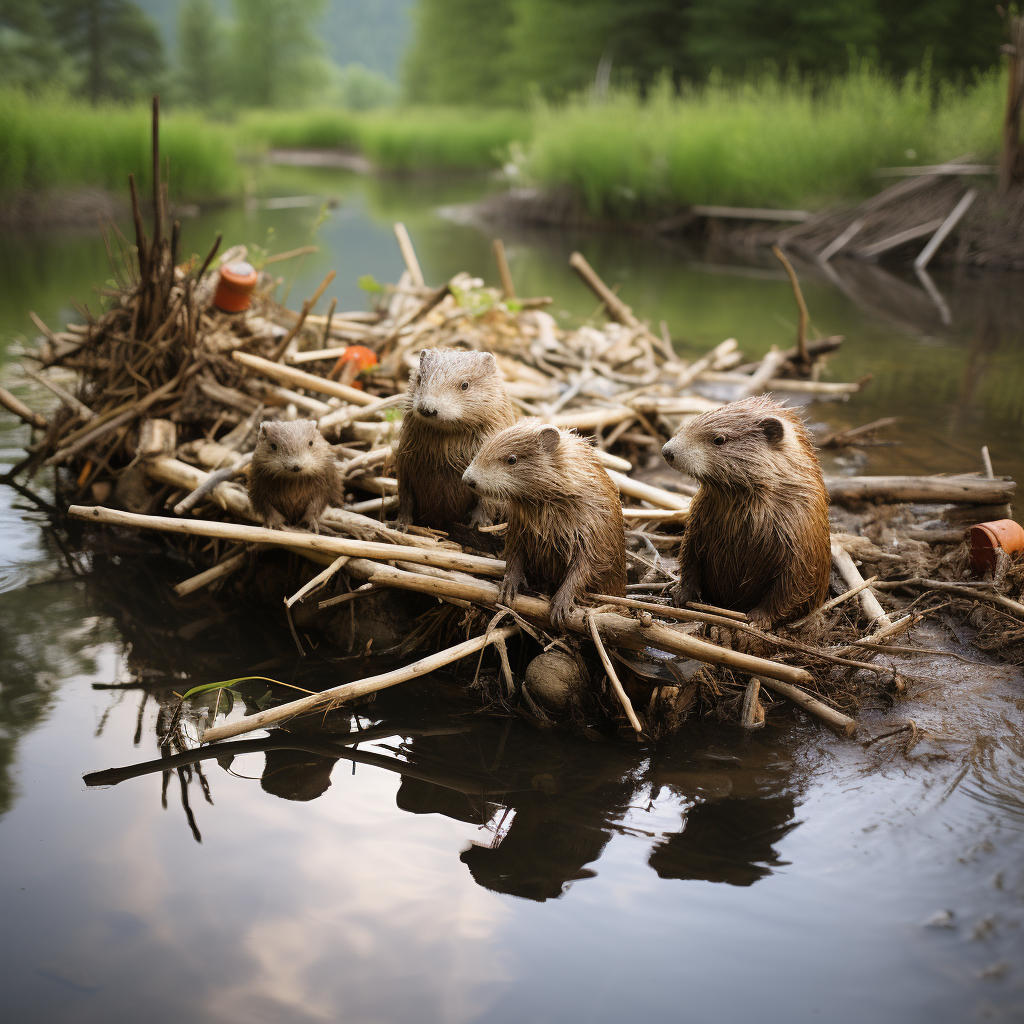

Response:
(1, 169), (1022, 1023)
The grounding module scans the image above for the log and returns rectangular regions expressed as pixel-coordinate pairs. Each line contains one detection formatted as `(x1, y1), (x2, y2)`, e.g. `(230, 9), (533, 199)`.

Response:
(68, 505), (506, 577)
(825, 474), (1015, 504)
(831, 538), (892, 629)
(174, 552), (247, 597)
(200, 624), (519, 743)
(914, 190), (977, 270)
(232, 351), (375, 406)
(343, 558), (814, 686)
(697, 372), (859, 395)
(856, 219), (944, 260)
(753, 677), (856, 736)
(605, 469), (691, 512)
(569, 252), (639, 328)
(0, 384), (48, 430)
(691, 205), (811, 221)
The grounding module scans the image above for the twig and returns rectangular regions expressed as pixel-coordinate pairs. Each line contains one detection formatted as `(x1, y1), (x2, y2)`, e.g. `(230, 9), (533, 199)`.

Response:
(771, 246), (809, 368)
(752, 676), (856, 736)
(318, 583), (374, 609)
(981, 446), (994, 479)
(173, 452), (252, 516)
(915, 190), (978, 270)
(569, 251), (639, 327)
(831, 538), (892, 629)
(587, 610), (644, 735)
(873, 579), (1024, 620)
(492, 238), (516, 298)
(232, 351), (375, 406)
(393, 223), (424, 287)
(268, 270), (337, 362)
(0, 384), (48, 429)
(174, 552), (246, 597)
(200, 624), (520, 743)
(787, 576), (879, 629)
(286, 555), (350, 608)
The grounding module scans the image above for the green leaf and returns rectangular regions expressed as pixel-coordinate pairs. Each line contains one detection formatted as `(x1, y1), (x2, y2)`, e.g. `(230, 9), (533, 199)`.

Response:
(181, 675), (283, 700)
(358, 274), (384, 294)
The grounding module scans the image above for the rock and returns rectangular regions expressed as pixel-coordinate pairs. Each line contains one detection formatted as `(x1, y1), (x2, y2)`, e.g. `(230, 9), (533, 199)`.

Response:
(524, 647), (588, 710)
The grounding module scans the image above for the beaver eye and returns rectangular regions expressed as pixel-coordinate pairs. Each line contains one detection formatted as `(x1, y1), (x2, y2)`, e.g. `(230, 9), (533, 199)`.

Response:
(460, 381), (469, 391)
(308, 440), (313, 447)
(270, 442), (278, 451)
(713, 435), (726, 446)
(507, 454), (517, 465)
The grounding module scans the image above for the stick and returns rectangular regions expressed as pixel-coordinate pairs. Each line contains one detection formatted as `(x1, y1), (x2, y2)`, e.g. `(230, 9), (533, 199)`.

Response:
(819, 418), (897, 448)
(318, 583), (374, 609)
(67, 505), (506, 578)
(605, 469), (690, 512)
(690, 205), (811, 221)
(672, 338), (738, 390)
(856, 219), (944, 260)
(174, 552), (246, 597)
(319, 393), (405, 431)
(343, 559), (814, 686)
(697, 372), (859, 395)
(173, 452), (252, 516)
(0, 385), (48, 429)
(831, 538), (892, 629)
(492, 238), (516, 298)
(787, 576), (878, 629)
(914, 190), (977, 270)
(737, 346), (788, 398)
(285, 555), (349, 608)
(588, 611), (643, 734)
(268, 271), (337, 361)
(393, 223), (424, 287)
(772, 246), (809, 367)
(569, 252), (639, 327)
(263, 245), (319, 265)
(981, 446), (994, 479)
(21, 367), (95, 421)
(740, 679), (763, 728)
(753, 677), (856, 736)
(873, 579), (1024, 620)
(232, 351), (375, 406)
(818, 218), (865, 263)
(200, 624), (519, 743)
(825, 474), (1014, 504)
(831, 613), (915, 658)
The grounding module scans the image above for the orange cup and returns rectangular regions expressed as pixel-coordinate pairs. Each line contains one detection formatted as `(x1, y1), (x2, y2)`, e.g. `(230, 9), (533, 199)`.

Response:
(969, 519), (1024, 575)
(214, 262), (259, 312)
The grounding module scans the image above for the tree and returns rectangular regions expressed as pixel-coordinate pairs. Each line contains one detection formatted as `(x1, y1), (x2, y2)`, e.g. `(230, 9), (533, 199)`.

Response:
(43, 0), (165, 104)
(176, 0), (225, 107)
(231, 0), (330, 107)
(0, 0), (69, 90)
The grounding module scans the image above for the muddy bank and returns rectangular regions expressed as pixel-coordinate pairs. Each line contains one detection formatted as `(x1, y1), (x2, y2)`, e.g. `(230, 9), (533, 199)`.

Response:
(0, 188), (129, 230)
(470, 178), (1024, 271)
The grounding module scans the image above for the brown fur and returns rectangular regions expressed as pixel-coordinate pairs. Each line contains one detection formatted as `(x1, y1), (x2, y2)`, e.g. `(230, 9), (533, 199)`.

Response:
(463, 419), (627, 631)
(661, 395), (831, 627)
(395, 348), (516, 531)
(248, 420), (342, 532)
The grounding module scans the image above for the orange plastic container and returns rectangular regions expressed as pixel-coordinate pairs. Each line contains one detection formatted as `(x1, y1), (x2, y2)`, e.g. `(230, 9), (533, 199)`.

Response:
(329, 345), (378, 389)
(969, 519), (1024, 575)
(214, 262), (259, 312)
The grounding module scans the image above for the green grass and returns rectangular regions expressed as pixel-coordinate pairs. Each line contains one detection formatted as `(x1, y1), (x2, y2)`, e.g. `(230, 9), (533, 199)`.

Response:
(523, 65), (1007, 217)
(240, 106), (531, 171)
(0, 90), (241, 200)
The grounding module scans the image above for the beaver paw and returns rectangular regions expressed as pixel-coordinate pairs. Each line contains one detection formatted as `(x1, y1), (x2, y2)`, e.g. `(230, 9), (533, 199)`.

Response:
(395, 513), (412, 533)
(469, 504), (493, 529)
(547, 594), (576, 633)
(498, 572), (524, 608)
(262, 509), (287, 531)
(671, 579), (698, 608)
(746, 605), (775, 630)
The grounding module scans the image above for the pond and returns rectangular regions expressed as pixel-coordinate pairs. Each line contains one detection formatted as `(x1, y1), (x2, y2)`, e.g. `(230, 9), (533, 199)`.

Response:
(1, 168), (1022, 1023)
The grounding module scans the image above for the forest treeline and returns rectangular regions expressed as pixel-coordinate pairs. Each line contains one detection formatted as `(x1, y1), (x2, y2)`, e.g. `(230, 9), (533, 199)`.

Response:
(403, 0), (1009, 103)
(0, 0), (396, 109)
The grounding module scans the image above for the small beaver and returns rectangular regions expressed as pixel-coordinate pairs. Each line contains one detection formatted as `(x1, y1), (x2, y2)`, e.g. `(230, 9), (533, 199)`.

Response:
(661, 395), (831, 627)
(463, 419), (627, 630)
(248, 419), (341, 532)
(395, 348), (516, 531)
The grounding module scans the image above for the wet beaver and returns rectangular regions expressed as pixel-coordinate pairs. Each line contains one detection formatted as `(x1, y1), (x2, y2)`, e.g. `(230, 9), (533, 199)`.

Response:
(463, 419), (626, 630)
(395, 348), (516, 531)
(661, 395), (831, 627)
(248, 419), (341, 533)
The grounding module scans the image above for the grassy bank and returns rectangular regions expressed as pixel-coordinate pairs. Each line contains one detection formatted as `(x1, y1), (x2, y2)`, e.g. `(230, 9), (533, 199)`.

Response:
(0, 91), (241, 201)
(239, 106), (531, 171)
(524, 66), (1006, 216)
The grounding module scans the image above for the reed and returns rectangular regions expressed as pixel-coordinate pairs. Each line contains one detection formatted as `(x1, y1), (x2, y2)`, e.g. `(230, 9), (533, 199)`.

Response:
(523, 65), (1006, 216)
(0, 90), (240, 199)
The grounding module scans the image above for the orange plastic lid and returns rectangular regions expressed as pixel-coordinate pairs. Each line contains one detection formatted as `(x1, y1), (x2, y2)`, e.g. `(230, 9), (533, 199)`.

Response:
(214, 261), (259, 312)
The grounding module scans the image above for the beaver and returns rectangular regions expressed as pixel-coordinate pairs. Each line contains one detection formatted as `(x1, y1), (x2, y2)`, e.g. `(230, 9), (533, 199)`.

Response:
(395, 348), (516, 531)
(463, 419), (626, 631)
(248, 419), (341, 533)
(661, 395), (831, 627)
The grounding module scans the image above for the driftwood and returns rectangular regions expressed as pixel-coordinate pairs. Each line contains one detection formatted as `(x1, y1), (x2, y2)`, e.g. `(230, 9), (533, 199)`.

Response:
(825, 474), (1014, 505)
(831, 538), (892, 629)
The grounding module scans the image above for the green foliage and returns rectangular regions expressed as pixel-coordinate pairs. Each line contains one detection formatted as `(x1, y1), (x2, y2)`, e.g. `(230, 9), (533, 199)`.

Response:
(43, 0), (166, 104)
(175, 0), (227, 107)
(238, 107), (362, 150)
(230, 0), (331, 107)
(332, 62), (397, 111)
(522, 65), (1005, 216)
(0, 89), (240, 197)
(358, 273), (384, 293)
(402, 0), (1008, 104)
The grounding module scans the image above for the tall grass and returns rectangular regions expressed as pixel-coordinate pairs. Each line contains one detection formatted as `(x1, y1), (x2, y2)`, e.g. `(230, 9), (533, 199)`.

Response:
(0, 90), (241, 199)
(524, 65), (1007, 216)
(240, 106), (531, 171)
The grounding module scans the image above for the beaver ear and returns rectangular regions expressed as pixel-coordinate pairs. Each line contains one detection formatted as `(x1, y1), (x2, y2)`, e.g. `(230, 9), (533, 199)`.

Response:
(760, 417), (785, 443)
(538, 425), (561, 452)
(418, 348), (435, 368)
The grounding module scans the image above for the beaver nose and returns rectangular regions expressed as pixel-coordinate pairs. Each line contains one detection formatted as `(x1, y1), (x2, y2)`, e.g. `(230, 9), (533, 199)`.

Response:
(662, 444), (674, 464)
(418, 405), (437, 418)
(290, 464), (301, 473)
(463, 472), (477, 491)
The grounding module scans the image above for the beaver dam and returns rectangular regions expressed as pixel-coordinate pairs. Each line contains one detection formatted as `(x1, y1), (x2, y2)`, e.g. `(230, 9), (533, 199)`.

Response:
(1, 124), (1021, 755)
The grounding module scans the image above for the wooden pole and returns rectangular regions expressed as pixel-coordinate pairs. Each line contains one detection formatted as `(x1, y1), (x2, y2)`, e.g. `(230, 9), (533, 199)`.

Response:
(569, 251), (639, 327)
(1000, 14), (1024, 194)
(393, 223), (424, 287)
(492, 238), (516, 298)
(201, 625), (519, 743)
(772, 246), (810, 368)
